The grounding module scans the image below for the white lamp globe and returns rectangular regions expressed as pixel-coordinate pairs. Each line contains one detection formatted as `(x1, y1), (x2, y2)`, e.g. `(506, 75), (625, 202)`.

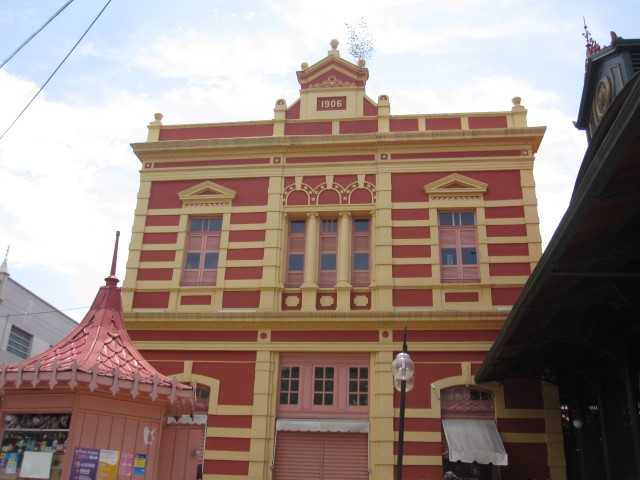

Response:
(391, 352), (415, 381)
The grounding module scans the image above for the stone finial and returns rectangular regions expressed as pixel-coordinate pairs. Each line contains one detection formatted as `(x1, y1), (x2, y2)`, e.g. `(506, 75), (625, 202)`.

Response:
(512, 96), (525, 111)
(358, 59), (366, 68)
(301, 62), (309, 70)
(147, 113), (164, 142)
(328, 39), (340, 57)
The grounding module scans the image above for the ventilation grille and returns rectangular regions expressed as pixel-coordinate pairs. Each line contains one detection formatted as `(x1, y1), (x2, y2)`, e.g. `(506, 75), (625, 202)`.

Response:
(631, 52), (640, 73)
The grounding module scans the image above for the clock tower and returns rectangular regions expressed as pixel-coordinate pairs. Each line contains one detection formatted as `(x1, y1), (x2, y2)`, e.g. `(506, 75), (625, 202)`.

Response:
(575, 27), (640, 141)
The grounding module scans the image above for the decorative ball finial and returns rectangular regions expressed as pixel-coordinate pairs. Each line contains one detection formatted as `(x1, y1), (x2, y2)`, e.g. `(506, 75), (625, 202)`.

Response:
(154, 113), (163, 122)
(301, 62), (309, 70)
(330, 39), (339, 50)
(512, 96), (521, 106)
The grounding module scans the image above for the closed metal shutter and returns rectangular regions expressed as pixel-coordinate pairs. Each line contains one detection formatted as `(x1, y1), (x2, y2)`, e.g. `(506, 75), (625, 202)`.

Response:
(274, 432), (368, 480)
(274, 432), (322, 480)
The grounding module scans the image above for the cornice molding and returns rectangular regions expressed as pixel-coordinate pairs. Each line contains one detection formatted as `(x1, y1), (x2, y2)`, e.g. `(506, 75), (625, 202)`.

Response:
(131, 127), (546, 162)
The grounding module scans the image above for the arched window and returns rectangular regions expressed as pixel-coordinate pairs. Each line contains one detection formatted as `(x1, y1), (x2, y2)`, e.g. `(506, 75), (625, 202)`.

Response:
(440, 386), (506, 480)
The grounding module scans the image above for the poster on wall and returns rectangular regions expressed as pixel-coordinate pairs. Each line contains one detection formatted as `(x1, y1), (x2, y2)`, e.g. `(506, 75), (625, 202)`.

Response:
(1, 452), (19, 473)
(118, 452), (134, 476)
(132, 454), (146, 475)
(70, 447), (100, 480)
(97, 449), (120, 480)
(19, 451), (54, 479)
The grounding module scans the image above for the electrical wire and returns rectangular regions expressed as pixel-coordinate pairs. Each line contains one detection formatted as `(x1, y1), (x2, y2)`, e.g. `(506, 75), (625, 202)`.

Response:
(0, 0), (114, 142)
(0, 0), (76, 70)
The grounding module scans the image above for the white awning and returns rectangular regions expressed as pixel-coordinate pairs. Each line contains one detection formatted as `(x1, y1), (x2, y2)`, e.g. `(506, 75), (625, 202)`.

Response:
(276, 418), (369, 433)
(442, 419), (508, 466)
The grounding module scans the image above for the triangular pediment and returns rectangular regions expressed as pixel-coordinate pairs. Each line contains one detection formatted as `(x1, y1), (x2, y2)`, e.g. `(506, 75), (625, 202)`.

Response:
(297, 56), (368, 90)
(424, 174), (488, 200)
(178, 181), (237, 206)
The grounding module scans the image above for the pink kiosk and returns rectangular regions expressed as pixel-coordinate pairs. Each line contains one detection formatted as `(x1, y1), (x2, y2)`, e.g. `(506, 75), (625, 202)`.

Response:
(0, 233), (196, 480)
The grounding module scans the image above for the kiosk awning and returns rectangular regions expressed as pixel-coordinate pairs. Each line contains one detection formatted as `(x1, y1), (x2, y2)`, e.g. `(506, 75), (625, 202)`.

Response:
(442, 419), (508, 466)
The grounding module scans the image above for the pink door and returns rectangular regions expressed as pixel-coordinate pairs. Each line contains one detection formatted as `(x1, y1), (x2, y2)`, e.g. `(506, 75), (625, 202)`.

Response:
(158, 425), (205, 480)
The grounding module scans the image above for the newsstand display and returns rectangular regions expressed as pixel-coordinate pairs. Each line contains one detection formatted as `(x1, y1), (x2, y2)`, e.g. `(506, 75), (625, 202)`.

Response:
(0, 413), (70, 479)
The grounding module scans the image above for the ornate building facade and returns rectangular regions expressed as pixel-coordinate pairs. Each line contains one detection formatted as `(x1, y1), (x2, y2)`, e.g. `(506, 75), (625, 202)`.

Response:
(123, 41), (563, 479)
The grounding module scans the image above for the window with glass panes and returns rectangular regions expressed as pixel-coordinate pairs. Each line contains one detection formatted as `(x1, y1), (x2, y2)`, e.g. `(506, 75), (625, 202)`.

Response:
(319, 218), (338, 287)
(182, 217), (222, 285)
(277, 355), (369, 417)
(351, 218), (370, 287)
(348, 367), (369, 407)
(314, 367), (335, 406)
(438, 211), (479, 283)
(279, 366), (300, 405)
(7, 326), (32, 359)
(286, 220), (306, 287)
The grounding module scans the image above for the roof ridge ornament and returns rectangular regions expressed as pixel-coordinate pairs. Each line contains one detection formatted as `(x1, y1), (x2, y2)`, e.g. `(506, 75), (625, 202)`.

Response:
(583, 18), (601, 61)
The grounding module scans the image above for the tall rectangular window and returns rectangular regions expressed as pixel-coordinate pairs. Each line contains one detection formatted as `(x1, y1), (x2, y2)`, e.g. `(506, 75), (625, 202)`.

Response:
(182, 217), (222, 286)
(348, 367), (369, 407)
(439, 211), (479, 283)
(352, 218), (370, 287)
(286, 220), (306, 287)
(313, 366), (335, 406)
(279, 366), (301, 405)
(319, 218), (338, 287)
(7, 326), (32, 359)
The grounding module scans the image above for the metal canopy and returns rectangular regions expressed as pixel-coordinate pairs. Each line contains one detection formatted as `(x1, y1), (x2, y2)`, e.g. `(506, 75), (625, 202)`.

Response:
(476, 73), (640, 384)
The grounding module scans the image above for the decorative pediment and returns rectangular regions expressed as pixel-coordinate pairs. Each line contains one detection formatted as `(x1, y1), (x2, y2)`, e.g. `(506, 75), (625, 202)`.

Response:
(297, 56), (368, 90)
(178, 181), (237, 207)
(424, 174), (488, 201)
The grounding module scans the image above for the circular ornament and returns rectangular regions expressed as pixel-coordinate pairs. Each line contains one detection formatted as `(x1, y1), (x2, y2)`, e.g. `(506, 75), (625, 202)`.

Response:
(593, 75), (612, 124)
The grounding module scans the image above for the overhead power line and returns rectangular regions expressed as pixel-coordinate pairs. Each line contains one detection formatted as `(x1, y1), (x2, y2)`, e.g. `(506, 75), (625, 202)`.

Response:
(0, 0), (114, 142)
(0, 0), (76, 70)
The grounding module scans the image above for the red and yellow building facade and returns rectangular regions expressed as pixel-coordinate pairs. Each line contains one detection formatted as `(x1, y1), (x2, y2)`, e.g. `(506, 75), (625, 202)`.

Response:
(123, 41), (565, 479)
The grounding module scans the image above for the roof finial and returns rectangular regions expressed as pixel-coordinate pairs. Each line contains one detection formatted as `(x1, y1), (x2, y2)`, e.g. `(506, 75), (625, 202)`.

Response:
(582, 18), (601, 61)
(328, 39), (340, 58)
(106, 231), (120, 286)
(3, 245), (8, 261)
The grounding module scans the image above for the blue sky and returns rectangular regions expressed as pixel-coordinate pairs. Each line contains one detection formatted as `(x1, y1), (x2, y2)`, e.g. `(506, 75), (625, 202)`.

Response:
(0, 0), (637, 320)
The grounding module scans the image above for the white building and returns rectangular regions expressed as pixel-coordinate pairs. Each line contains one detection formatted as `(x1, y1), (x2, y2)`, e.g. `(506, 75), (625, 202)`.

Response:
(0, 254), (77, 363)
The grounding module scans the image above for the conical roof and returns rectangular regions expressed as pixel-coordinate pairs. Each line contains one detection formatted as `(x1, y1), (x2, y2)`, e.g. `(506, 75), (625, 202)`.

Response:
(0, 233), (193, 409)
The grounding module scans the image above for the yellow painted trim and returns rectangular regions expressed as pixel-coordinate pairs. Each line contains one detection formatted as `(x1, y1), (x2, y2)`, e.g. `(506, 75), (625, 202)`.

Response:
(132, 341), (495, 354)
(205, 451), (249, 461)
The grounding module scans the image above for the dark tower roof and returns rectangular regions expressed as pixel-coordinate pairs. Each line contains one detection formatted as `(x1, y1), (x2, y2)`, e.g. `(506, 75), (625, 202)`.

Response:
(575, 28), (640, 140)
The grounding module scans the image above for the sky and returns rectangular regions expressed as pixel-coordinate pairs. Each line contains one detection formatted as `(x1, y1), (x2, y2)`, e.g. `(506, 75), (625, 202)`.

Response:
(0, 0), (637, 321)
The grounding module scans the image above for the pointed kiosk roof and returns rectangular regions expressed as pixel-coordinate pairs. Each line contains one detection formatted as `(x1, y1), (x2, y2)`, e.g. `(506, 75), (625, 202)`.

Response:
(0, 233), (194, 412)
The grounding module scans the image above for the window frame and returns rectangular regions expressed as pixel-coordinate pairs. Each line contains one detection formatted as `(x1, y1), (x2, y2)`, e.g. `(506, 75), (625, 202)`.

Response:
(7, 326), (32, 359)
(285, 219), (306, 287)
(351, 217), (370, 287)
(277, 355), (370, 419)
(318, 218), (338, 287)
(438, 211), (480, 283)
(181, 217), (222, 286)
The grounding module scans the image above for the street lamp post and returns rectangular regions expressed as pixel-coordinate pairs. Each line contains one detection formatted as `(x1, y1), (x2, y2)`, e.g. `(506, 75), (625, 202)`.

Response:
(391, 324), (415, 480)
